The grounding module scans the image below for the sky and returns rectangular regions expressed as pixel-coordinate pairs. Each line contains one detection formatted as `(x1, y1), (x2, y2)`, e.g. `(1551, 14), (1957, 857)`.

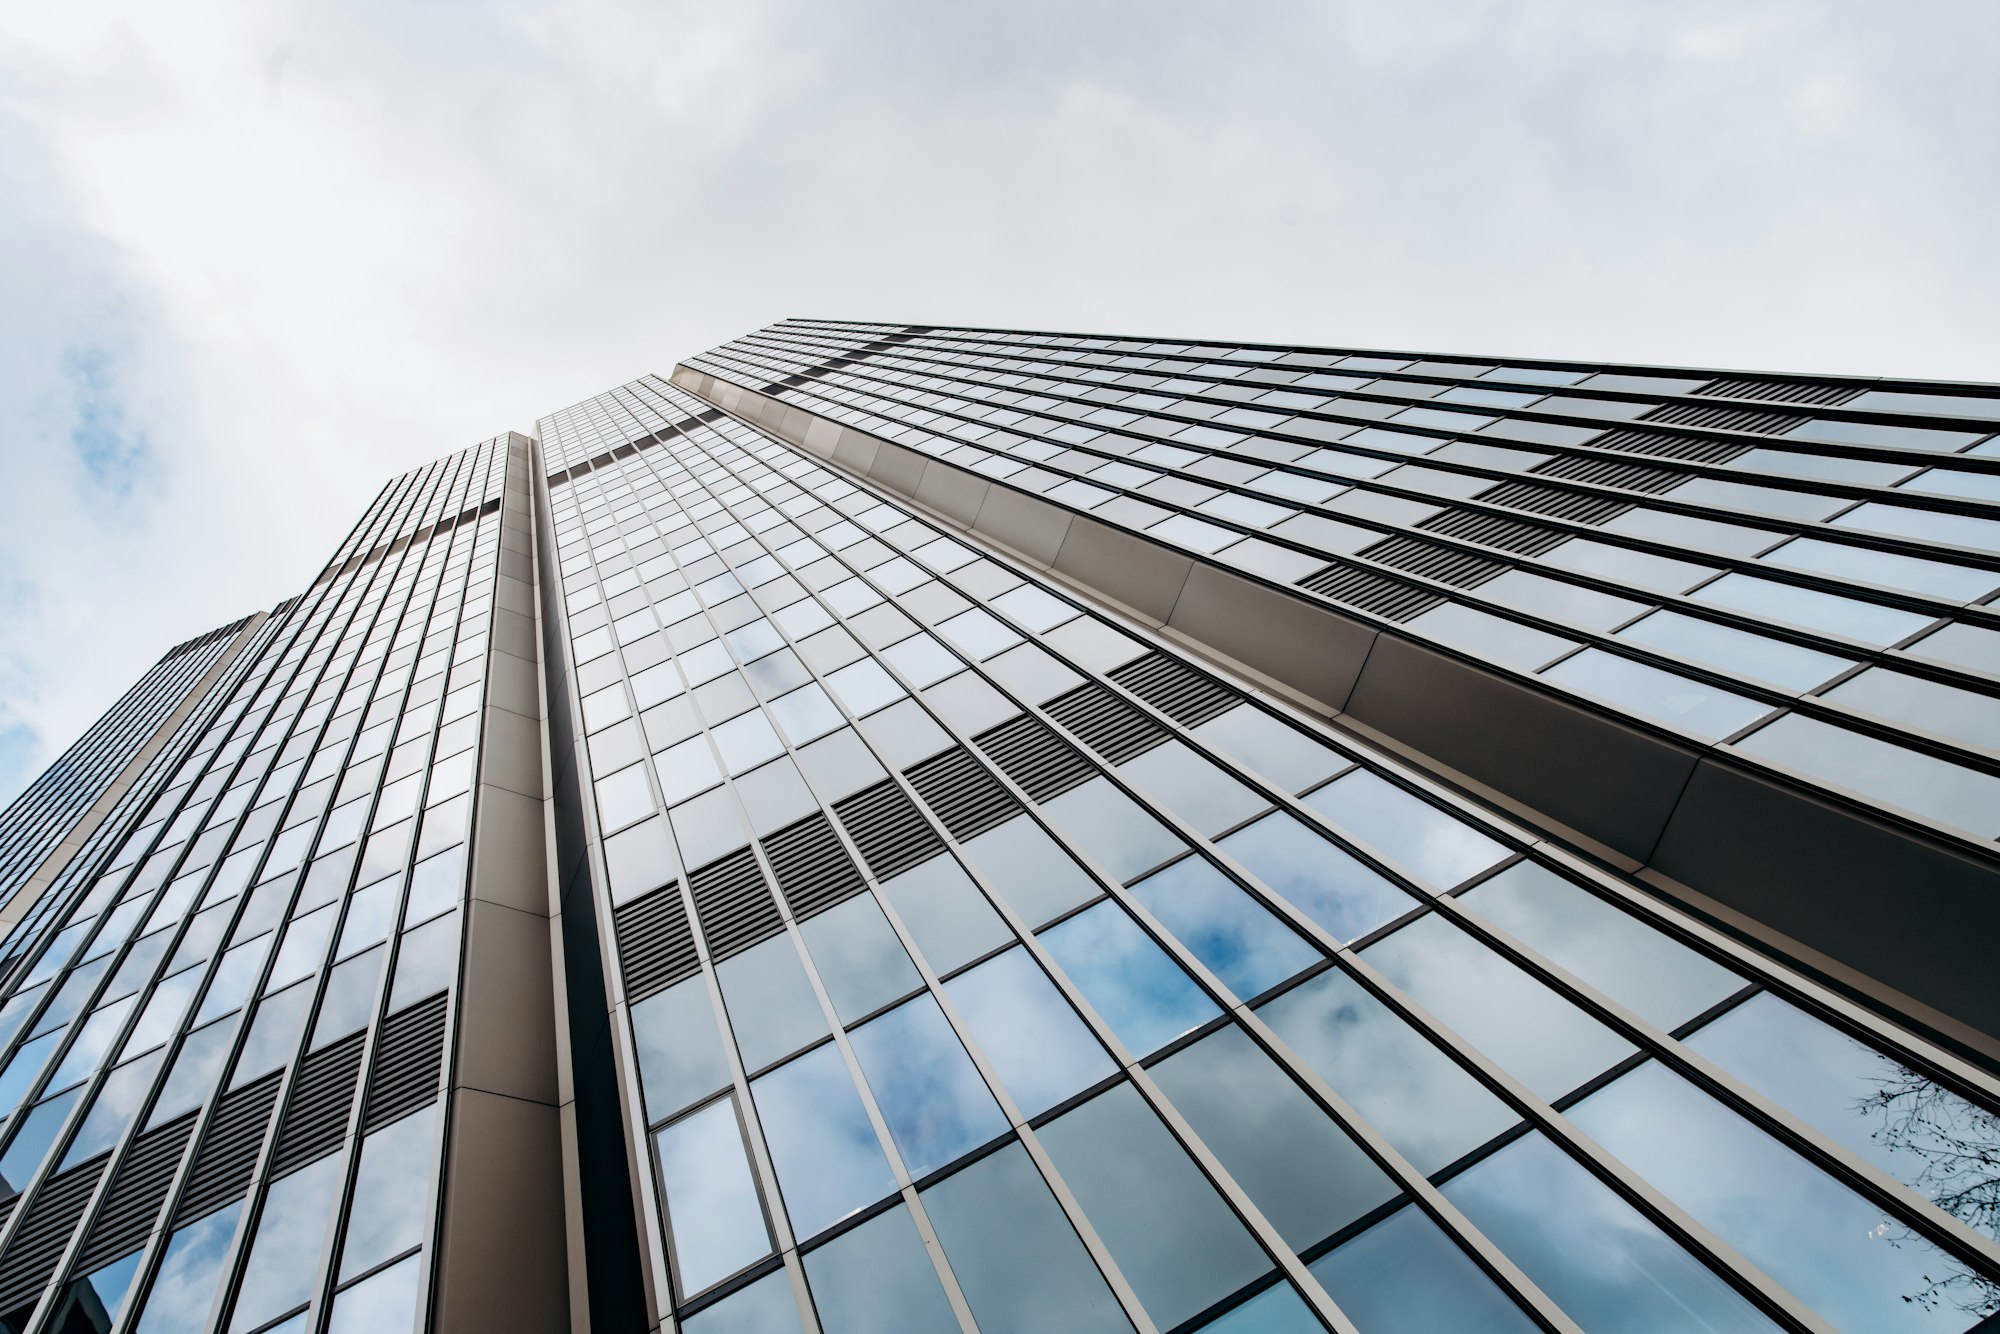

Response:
(1, 0), (1996, 804)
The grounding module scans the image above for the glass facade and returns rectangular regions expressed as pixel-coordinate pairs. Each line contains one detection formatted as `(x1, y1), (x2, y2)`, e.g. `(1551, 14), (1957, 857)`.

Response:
(0, 323), (1992, 1333)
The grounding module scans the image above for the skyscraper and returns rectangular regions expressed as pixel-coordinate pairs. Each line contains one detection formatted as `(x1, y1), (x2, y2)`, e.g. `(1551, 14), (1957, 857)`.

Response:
(0, 322), (1993, 1334)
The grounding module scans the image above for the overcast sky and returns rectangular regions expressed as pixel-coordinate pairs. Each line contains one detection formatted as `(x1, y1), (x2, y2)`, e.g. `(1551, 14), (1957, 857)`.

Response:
(1, 0), (1995, 803)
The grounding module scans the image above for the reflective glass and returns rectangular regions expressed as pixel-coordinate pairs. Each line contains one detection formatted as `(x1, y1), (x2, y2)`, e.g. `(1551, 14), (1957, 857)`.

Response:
(944, 947), (1115, 1117)
(1040, 902), (1218, 1055)
(850, 995), (1007, 1178)
(1765, 537), (1998, 602)
(1302, 771), (1506, 889)
(1737, 714), (2000, 836)
(798, 896), (922, 1023)
(1539, 537), (1717, 595)
(1189, 705), (1347, 793)
(920, 1142), (1132, 1333)
(1445, 1131), (1780, 1332)
(1569, 1061), (1983, 1333)
(63, 1051), (163, 1167)
(655, 1096), (773, 1293)
(1617, 610), (1855, 692)
(1041, 1082), (1272, 1328)
(1042, 777), (1187, 883)
(959, 816), (1100, 928)
(632, 976), (735, 1123)
(802, 1202), (959, 1334)
(1151, 1025), (1395, 1249)
(879, 854), (1013, 974)
(130, 1202), (243, 1334)
(59, 1248), (144, 1333)
(1219, 813), (1417, 943)
(1404, 601), (1578, 672)
(1129, 856), (1320, 999)
(1191, 1284), (1324, 1333)
(716, 935), (829, 1072)
(1822, 667), (2000, 753)
(339, 1106), (438, 1280)
(228, 1153), (343, 1332)
(1543, 649), (1771, 740)
(1117, 741), (1270, 836)
(1477, 568), (1648, 632)
(0, 1089), (78, 1193)
(753, 1044), (895, 1240)
(1361, 912), (1633, 1099)
(1257, 968), (1515, 1173)
(1306, 1203), (1537, 1334)
(1458, 861), (1743, 1030)
(324, 1253), (421, 1334)
(48, 994), (137, 1091)
(1904, 622), (2000, 676)
(680, 1267), (804, 1334)
(1691, 571), (1931, 647)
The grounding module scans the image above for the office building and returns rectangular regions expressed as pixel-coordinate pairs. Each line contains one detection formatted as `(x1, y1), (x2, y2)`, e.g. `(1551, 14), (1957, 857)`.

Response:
(0, 321), (1993, 1333)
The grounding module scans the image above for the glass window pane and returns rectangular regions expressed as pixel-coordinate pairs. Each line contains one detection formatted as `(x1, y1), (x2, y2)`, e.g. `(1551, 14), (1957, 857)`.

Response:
(1764, 537), (1999, 602)
(1151, 1025), (1395, 1250)
(850, 995), (1007, 1178)
(1256, 968), (1516, 1174)
(1404, 601), (1578, 672)
(960, 817), (1100, 928)
(1117, 741), (1270, 837)
(1478, 568), (1648, 633)
(231, 982), (312, 1087)
(228, 1153), (343, 1332)
(1457, 862), (1743, 1031)
(1041, 778), (1186, 884)
(1189, 705), (1347, 793)
(130, 1202), (243, 1334)
(1568, 1061), (1983, 1333)
(1129, 857), (1320, 999)
(681, 1267), (804, 1334)
(324, 1253), (422, 1334)
(1306, 1203), (1538, 1334)
(1302, 771), (1507, 889)
(879, 854), (1013, 975)
(632, 977), (735, 1124)
(57, 1248), (145, 1333)
(1190, 1283), (1324, 1333)
(1616, 610), (1854, 692)
(1904, 622), (2000, 676)
(1444, 1131), (1781, 1333)
(798, 896), (922, 1024)
(1685, 993), (2000, 1238)
(1, 1089), (79, 1194)
(1540, 537), (1717, 595)
(1736, 714), (2000, 836)
(1040, 901), (1218, 1056)
(1360, 913), (1633, 1101)
(944, 947), (1116, 1118)
(717, 935), (829, 1073)
(1821, 667), (2000, 753)
(1542, 649), (1771, 741)
(802, 1202), (958, 1334)
(655, 1096), (773, 1294)
(1219, 813), (1418, 944)
(752, 1044), (895, 1240)
(339, 1106), (438, 1281)
(1694, 572), (1938, 648)
(62, 1051), (162, 1168)
(920, 1142), (1132, 1334)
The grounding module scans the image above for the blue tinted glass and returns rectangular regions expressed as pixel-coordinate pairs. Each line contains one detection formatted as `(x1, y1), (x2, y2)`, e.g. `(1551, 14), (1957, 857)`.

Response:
(1151, 1026), (1395, 1250)
(802, 1202), (959, 1334)
(1042, 776), (1187, 883)
(717, 934), (829, 1073)
(879, 854), (1013, 975)
(752, 1044), (895, 1240)
(62, 1051), (162, 1168)
(1189, 705), (1347, 793)
(1737, 714), (2000, 837)
(798, 895), (922, 1024)
(1765, 537), (1999, 601)
(681, 1268), (804, 1334)
(0, 1089), (78, 1194)
(1301, 771), (1506, 889)
(1117, 740), (1271, 836)
(1685, 993), (2000, 1238)
(0, 1031), (59, 1115)
(1444, 1131), (1780, 1332)
(131, 1201), (243, 1334)
(1616, 610), (1854, 692)
(1256, 968), (1515, 1174)
(1307, 1203), (1537, 1334)
(1129, 857), (1319, 999)
(849, 995), (1007, 1179)
(1040, 1083), (1272, 1328)
(1039, 902), (1218, 1055)
(1569, 1061), (1983, 1333)
(944, 947), (1115, 1117)
(324, 1253), (421, 1334)
(1543, 649), (1771, 741)
(1191, 1283), (1325, 1334)
(65, 1248), (145, 1332)
(1219, 813), (1417, 943)
(920, 1142), (1132, 1333)
(655, 1097), (773, 1293)
(1822, 667), (2000, 754)
(339, 1105), (437, 1281)
(229, 1152), (343, 1333)
(631, 976), (734, 1124)
(1691, 571), (1931, 646)
(960, 817), (1101, 928)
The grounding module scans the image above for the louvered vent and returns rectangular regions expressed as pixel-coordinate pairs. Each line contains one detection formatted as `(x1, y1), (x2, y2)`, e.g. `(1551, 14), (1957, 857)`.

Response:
(1691, 377), (1860, 406)
(1107, 654), (1241, 728)
(1531, 454), (1685, 495)
(363, 994), (449, 1131)
(833, 781), (946, 881)
(1474, 480), (1633, 526)
(174, 1073), (280, 1224)
(613, 885), (698, 1001)
(1296, 564), (1443, 622)
(1640, 401), (1807, 434)
(1586, 428), (1750, 465)
(905, 747), (1021, 841)
(762, 814), (865, 921)
(1357, 535), (1507, 589)
(1417, 507), (1568, 556)
(973, 716), (1098, 801)
(0, 1160), (106, 1314)
(74, 1115), (193, 1273)
(688, 850), (782, 961)
(270, 1031), (365, 1175)
(1042, 684), (1172, 764)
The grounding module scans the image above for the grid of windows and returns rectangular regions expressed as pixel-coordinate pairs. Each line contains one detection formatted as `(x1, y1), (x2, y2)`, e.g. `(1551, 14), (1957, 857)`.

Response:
(539, 379), (2000, 1334)
(0, 437), (515, 1333)
(682, 322), (2000, 850)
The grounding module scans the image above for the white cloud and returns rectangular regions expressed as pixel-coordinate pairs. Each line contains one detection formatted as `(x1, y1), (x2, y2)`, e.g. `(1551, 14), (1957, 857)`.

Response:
(1, 0), (1995, 799)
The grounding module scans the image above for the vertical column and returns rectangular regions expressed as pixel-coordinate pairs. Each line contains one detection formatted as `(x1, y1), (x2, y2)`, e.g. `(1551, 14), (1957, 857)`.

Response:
(432, 433), (569, 1331)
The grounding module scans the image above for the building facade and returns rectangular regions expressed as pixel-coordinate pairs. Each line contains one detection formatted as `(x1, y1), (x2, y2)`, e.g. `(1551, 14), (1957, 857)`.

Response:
(0, 323), (1993, 1334)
